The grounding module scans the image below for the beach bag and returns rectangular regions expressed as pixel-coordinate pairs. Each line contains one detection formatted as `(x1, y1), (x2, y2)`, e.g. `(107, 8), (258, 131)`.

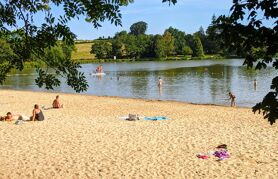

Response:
(15, 120), (23, 125)
(127, 114), (139, 121)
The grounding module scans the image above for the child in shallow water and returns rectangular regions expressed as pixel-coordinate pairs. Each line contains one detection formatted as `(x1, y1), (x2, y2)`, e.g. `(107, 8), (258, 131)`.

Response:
(228, 92), (236, 107)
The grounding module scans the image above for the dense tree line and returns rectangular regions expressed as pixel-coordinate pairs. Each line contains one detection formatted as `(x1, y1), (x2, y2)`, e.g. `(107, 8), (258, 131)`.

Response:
(91, 18), (226, 59)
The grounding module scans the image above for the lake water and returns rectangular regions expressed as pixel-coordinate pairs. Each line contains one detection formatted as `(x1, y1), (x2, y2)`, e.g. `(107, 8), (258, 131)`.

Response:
(1, 59), (276, 107)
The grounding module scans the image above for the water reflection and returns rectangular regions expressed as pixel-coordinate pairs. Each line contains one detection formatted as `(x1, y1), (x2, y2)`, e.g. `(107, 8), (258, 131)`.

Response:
(1, 59), (276, 107)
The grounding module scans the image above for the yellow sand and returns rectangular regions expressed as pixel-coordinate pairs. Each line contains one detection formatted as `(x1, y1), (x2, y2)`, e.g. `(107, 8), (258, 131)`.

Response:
(0, 90), (277, 178)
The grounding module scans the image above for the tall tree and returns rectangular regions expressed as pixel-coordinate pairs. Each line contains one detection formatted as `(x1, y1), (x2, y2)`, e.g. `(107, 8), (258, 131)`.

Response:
(182, 46), (193, 56)
(197, 26), (210, 54)
(153, 35), (166, 58)
(216, 0), (278, 124)
(163, 31), (175, 56)
(136, 34), (153, 58)
(192, 33), (204, 57)
(197, 26), (205, 37)
(91, 41), (112, 59)
(206, 15), (223, 54)
(0, 39), (17, 82)
(112, 40), (127, 58)
(165, 27), (187, 55)
(130, 21), (148, 36)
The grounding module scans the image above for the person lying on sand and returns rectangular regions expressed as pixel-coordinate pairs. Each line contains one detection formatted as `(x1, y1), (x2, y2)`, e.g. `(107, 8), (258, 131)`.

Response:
(30, 104), (44, 121)
(0, 112), (21, 121)
(52, 95), (63, 109)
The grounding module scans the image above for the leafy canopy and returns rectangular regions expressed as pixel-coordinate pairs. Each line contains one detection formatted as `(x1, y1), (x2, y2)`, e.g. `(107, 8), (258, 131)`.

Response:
(216, 0), (278, 124)
(192, 33), (204, 57)
(91, 41), (112, 59)
(130, 21), (148, 36)
(165, 27), (187, 55)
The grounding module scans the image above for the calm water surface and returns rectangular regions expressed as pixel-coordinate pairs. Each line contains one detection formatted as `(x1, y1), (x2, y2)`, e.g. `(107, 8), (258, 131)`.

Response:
(1, 59), (276, 107)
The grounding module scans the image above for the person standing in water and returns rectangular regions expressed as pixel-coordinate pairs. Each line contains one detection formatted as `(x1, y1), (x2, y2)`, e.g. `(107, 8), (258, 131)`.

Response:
(96, 65), (103, 73)
(99, 65), (103, 73)
(158, 77), (163, 87)
(228, 92), (236, 107)
(254, 79), (257, 90)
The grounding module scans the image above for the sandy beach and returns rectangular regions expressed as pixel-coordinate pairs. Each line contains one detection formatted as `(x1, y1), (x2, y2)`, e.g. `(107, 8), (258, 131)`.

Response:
(0, 89), (277, 178)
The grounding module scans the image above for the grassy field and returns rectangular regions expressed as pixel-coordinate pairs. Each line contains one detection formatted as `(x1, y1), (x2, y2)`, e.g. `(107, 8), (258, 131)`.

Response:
(72, 43), (95, 60)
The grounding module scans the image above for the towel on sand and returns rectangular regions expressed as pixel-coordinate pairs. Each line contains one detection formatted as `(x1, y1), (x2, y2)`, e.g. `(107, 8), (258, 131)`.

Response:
(144, 116), (169, 121)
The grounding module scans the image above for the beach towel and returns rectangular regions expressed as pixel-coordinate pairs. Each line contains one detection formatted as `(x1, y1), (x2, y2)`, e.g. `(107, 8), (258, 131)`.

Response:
(119, 115), (169, 121)
(213, 150), (230, 160)
(197, 154), (209, 159)
(196, 144), (230, 161)
(144, 116), (169, 121)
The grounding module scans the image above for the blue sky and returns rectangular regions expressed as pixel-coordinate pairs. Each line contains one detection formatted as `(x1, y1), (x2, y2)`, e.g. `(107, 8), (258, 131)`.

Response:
(65, 0), (233, 40)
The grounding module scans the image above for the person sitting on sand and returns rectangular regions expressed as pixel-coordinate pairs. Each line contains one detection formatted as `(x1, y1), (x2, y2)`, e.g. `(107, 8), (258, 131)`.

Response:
(30, 104), (44, 121)
(52, 95), (63, 108)
(228, 92), (236, 107)
(0, 112), (21, 121)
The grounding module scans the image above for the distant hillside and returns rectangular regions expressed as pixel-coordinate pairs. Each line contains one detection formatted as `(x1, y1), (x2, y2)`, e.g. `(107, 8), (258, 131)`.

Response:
(72, 42), (95, 60)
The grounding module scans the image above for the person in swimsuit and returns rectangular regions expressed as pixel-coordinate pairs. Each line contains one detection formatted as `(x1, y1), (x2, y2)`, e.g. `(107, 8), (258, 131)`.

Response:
(254, 79), (257, 90)
(228, 92), (236, 107)
(31, 104), (44, 121)
(96, 66), (99, 73)
(0, 112), (21, 121)
(52, 95), (63, 108)
(99, 65), (103, 73)
(158, 77), (163, 87)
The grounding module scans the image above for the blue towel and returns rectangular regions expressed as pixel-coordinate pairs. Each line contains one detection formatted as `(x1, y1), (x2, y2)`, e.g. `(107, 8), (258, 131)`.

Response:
(144, 116), (169, 121)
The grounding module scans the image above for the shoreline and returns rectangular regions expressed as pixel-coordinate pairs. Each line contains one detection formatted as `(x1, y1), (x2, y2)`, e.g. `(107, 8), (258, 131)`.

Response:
(1, 88), (250, 109)
(24, 57), (244, 67)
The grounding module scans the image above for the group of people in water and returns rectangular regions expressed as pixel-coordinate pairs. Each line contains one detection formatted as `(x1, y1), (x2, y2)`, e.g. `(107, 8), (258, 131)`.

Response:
(0, 95), (63, 122)
(95, 65), (104, 73)
(93, 64), (242, 109)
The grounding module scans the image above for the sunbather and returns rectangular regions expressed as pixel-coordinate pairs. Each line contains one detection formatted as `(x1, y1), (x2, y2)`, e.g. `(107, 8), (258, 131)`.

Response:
(31, 104), (44, 121)
(52, 95), (63, 109)
(0, 112), (21, 121)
